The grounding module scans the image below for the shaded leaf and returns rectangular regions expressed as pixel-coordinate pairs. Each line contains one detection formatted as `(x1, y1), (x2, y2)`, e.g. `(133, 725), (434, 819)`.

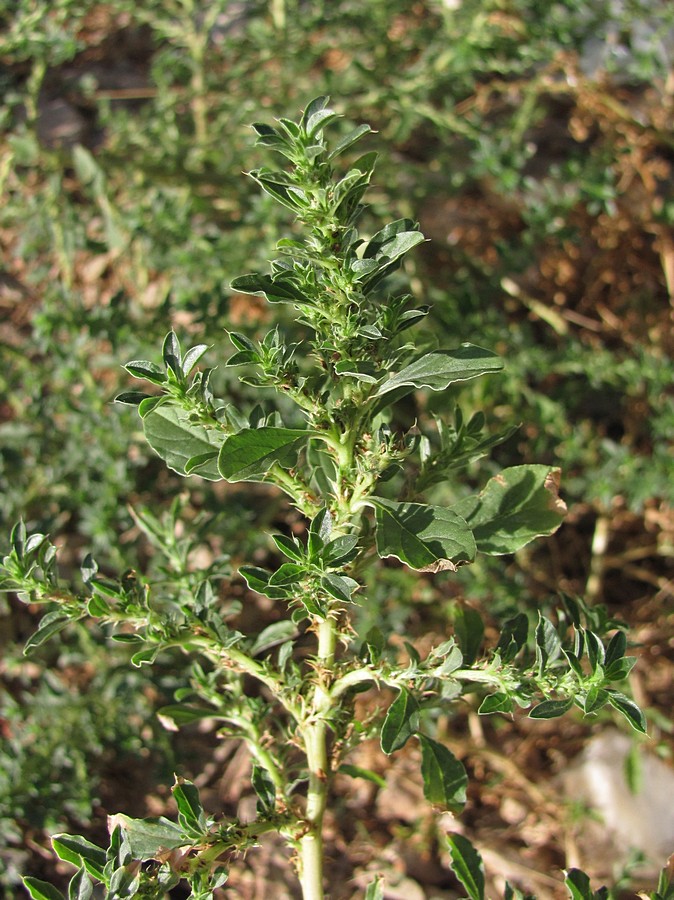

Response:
(454, 605), (484, 666)
(230, 273), (308, 305)
(52, 834), (106, 881)
(251, 764), (276, 816)
(380, 688), (420, 755)
(68, 869), (92, 900)
(606, 691), (647, 733)
(320, 573), (359, 603)
(529, 698), (573, 719)
(478, 692), (513, 715)
(418, 735), (467, 812)
(24, 611), (71, 654)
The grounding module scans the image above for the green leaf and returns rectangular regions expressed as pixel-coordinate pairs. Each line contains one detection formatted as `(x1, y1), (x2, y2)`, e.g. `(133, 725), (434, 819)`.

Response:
(68, 869), (92, 900)
(584, 687), (609, 714)
(376, 345), (503, 398)
(418, 735), (467, 812)
(272, 533), (305, 563)
(24, 611), (71, 654)
(452, 465), (567, 555)
(143, 405), (225, 480)
(447, 833), (485, 900)
(124, 360), (165, 384)
(564, 869), (598, 900)
(114, 391), (152, 406)
(300, 95), (331, 129)
(184, 450), (219, 475)
(22, 879), (66, 900)
(218, 426), (312, 481)
(107, 814), (186, 860)
(496, 613), (529, 662)
(603, 630), (627, 668)
(328, 123), (371, 160)
(478, 692), (513, 715)
(380, 688), (420, 755)
(321, 535), (359, 568)
(173, 779), (207, 833)
(606, 691), (647, 733)
(320, 573), (359, 603)
(230, 273), (308, 305)
(364, 877), (384, 900)
(162, 332), (182, 379)
(372, 498), (475, 572)
(453, 605), (484, 666)
(529, 698), (573, 719)
(181, 344), (209, 377)
(251, 764), (277, 815)
(338, 764), (386, 788)
(250, 620), (297, 655)
(535, 614), (562, 675)
(52, 834), (106, 881)
(156, 704), (216, 727)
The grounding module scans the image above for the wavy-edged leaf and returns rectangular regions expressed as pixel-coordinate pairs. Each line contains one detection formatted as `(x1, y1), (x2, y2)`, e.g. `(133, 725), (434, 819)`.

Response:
(218, 426), (312, 481)
(452, 465), (566, 555)
(376, 345), (503, 397)
(372, 498), (475, 572)
(142, 405), (225, 481)
(447, 833), (485, 900)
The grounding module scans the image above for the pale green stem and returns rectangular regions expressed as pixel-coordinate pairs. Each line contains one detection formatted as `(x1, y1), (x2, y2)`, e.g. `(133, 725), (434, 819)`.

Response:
(298, 615), (337, 899)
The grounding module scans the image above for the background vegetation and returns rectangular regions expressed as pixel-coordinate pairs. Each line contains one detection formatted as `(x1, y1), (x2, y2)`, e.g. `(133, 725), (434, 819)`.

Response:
(1, 1), (673, 896)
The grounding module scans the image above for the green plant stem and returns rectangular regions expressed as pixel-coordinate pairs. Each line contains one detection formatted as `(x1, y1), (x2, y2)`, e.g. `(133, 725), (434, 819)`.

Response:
(297, 614), (337, 899)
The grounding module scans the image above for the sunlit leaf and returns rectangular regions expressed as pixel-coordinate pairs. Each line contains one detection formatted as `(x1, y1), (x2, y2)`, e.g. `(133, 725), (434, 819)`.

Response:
(372, 498), (475, 572)
(452, 465), (566, 555)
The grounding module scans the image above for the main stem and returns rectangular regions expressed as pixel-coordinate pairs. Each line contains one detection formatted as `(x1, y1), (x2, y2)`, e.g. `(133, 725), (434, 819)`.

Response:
(298, 615), (337, 899)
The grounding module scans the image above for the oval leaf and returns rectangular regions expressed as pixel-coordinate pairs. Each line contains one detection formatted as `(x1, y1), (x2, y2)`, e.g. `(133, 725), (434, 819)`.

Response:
(529, 697), (573, 719)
